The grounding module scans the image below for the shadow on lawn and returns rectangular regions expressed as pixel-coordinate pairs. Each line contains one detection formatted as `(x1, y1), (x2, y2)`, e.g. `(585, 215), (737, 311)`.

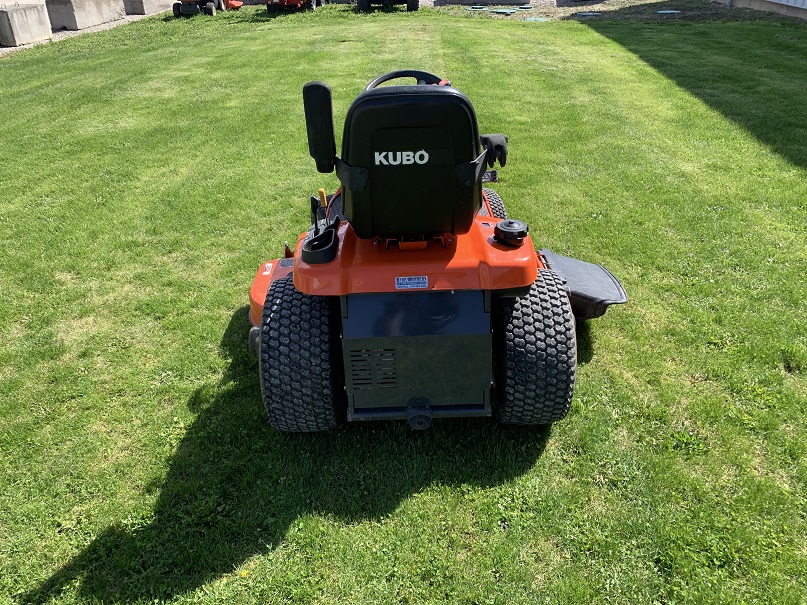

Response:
(570, 0), (807, 170)
(22, 306), (581, 604)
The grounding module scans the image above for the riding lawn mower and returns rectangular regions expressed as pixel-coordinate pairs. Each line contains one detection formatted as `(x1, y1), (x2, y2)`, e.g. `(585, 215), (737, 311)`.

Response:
(173, 0), (242, 17)
(266, 0), (326, 13)
(248, 70), (627, 432)
(357, 0), (419, 11)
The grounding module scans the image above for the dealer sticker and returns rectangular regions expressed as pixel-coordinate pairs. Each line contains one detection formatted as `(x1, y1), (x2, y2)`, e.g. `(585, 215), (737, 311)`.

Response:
(395, 276), (428, 290)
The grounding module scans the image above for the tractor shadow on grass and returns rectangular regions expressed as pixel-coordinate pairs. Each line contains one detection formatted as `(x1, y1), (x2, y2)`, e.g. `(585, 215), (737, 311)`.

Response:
(21, 306), (583, 604)
(576, 318), (594, 364)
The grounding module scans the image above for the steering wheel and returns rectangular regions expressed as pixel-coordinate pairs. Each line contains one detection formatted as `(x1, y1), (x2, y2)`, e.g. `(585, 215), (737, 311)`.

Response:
(364, 70), (447, 91)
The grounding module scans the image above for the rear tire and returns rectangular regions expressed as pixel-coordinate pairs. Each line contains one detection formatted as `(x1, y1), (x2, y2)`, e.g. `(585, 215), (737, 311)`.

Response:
(357, 0), (370, 11)
(217, 0), (227, 10)
(259, 276), (342, 432)
(172, 2), (181, 16)
(494, 269), (577, 424)
(406, 0), (418, 10)
(483, 188), (507, 219)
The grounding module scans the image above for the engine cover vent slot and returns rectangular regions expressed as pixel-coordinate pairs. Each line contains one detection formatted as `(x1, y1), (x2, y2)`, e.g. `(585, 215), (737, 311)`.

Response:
(348, 348), (397, 390)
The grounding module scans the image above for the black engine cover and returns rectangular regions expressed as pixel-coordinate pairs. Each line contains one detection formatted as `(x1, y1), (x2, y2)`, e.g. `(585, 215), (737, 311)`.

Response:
(341, 290), (492, 419)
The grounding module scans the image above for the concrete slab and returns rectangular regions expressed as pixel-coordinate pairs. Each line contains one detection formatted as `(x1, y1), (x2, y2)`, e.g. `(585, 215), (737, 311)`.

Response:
(123, 0), (172, 14)
(446, 0), (529, 5)
(0, 4), (52, 47)
(46, 0), (125, 30)
(718, 0), (807, 18)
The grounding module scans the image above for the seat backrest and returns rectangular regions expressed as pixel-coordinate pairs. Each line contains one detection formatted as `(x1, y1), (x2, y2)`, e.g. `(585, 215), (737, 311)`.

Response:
(340, 85), (483, 240)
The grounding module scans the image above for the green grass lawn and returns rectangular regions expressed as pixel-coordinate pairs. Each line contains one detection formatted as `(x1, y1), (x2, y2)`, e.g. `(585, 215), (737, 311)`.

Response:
(1, 3), (806, 603)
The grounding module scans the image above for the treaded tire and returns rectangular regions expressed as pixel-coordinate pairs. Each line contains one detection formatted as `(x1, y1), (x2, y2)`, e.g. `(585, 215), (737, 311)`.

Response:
(406, 0), (418, 10)
(259, 276), (342, 432)
(357, 0), (370, 11)
(205, 1), (216, 14)
(494, 269), (577, 424)
(172, 2), (181, 16)
(483, 188), (507, 219)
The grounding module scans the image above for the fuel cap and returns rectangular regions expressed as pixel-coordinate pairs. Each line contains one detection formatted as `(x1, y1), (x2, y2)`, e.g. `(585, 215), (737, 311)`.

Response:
(494, 219), (529, 247)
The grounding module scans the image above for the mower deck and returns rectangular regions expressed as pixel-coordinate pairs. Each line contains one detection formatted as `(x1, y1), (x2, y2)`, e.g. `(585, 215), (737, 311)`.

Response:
(539, 249), (629, 319)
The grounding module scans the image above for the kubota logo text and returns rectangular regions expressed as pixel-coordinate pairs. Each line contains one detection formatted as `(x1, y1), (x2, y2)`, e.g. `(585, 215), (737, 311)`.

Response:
(374, 150), (429, 166)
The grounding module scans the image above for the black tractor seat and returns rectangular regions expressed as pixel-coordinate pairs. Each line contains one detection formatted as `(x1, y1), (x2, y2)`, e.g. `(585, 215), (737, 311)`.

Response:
(303, 71), (506, 242)
(339, 84), (486, 240)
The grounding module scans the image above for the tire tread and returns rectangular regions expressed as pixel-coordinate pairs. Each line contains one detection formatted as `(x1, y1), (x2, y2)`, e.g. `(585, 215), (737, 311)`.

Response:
(259, 276), (340, 432)
(494, 269), (577, 424)
(483, 188), (507, 219)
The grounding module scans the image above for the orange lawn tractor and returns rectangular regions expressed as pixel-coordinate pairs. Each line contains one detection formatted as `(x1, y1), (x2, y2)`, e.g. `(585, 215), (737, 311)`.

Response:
(248, 70), (627, 432)
(266, 0), (327, 12)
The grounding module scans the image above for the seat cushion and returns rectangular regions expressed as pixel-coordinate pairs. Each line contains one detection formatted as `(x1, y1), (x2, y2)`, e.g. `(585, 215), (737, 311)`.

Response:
(340, 85), (482, 239)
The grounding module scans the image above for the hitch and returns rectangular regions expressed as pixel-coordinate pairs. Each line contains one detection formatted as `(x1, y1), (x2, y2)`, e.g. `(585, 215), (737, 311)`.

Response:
(407, 398), (432, 430)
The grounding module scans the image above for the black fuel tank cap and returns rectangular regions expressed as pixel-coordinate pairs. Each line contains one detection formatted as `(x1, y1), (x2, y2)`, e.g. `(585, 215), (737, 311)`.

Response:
(494, 219), (529, 247)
